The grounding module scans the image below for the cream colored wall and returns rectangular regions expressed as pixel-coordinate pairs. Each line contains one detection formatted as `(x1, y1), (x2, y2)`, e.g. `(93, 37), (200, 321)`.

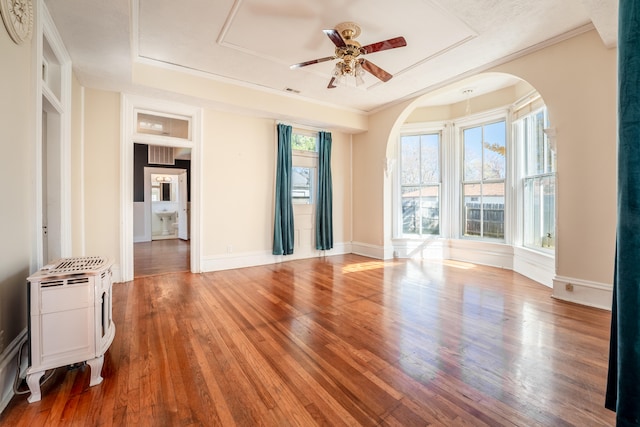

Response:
(201, 111), (276, 255)
(0, 28), (34, 354)
(492, 30), (617, 286)
(83, 89), (121, 261)
(353, 29), (616, 289)
(200, 110), (352, 259)
(352, 100), (412, 254)
(405, 85), (525, 123)
(329, 131), (352, 245)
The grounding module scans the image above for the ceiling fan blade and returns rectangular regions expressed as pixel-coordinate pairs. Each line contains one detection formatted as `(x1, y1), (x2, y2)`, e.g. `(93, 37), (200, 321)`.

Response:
(290, 56), (335, 69)
(323, 29), (347, 48)
(327, 77), (337, 89)
(360, 59), (393, 82)
(360, 36), (407, 54)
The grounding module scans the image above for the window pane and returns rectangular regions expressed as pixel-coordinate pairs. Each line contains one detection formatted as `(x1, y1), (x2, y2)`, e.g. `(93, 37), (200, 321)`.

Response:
(419, 185), (440, 235)
(292, 133), (317, 151)
(464, 127), (482, 181)
(401, 186), (439, 235)
(401, 136), (420, 185)
(402, 186), (420, 234)
(420, 134), (440, 184)
(463, 182), (504, 239)
(542, 176), (555, 247)
(523, 175), (555, 249)
(400, 132), (441, 236)
(137, 112), (189, 139)
(462, 121), (505, 240)
(520, 107), (556, 250)
(523, 178), (540, 247)
(463, 183), (482, 236)
(483, 121), (506, 180)
(292, 167), (314, 204)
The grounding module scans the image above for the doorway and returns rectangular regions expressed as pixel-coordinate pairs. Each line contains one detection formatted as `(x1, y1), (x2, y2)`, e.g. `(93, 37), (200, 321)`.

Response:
(121, 95), (202, 282)
(132, 146), (192, 277)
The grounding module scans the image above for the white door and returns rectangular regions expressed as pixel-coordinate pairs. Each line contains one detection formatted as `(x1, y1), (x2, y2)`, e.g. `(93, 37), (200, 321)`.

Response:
(178, 171), (189, 240)
(42, 100), (63, 263)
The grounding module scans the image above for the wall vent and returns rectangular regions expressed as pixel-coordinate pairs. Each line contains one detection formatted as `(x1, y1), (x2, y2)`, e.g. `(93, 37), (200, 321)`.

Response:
(148, 145), (175, 165)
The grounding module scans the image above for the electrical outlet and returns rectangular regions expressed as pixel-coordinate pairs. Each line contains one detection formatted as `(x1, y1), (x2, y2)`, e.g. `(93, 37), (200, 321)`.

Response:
(565, 283), (574, 292)
(227, 245), (233, 254)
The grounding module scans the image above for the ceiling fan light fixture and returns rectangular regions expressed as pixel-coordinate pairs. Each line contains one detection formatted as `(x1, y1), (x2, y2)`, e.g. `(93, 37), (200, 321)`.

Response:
(290, 22), (407, 89)
(355, 62), (365, 86)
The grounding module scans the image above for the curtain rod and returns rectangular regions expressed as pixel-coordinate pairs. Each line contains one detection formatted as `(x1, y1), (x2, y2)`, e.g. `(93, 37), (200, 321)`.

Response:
(277, 120), (328, 133)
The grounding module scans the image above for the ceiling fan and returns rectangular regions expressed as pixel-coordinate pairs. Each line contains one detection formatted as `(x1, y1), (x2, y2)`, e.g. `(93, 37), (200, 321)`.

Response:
(290, 22), (407, 88)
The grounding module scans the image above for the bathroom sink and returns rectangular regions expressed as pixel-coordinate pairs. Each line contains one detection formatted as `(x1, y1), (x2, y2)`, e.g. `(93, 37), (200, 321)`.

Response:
(156, 211), (176, 219)
(155, 211), (177, 235)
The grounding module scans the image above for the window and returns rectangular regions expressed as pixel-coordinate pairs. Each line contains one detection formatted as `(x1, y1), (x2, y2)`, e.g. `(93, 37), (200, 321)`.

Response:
(400, 133), (441, 236)
(462, 120), (506, 239)
(518, 108), (555, 249)
(136, 112), (190, 139)
(292, 132), (317, 152)
(292, 130), (318, 204)
(292, 166), (315, 204)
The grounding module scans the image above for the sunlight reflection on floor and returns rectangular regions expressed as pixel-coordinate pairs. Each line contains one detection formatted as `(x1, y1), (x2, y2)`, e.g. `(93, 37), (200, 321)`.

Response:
(341, 260), (403, 273)
(440, 259), (478, 270)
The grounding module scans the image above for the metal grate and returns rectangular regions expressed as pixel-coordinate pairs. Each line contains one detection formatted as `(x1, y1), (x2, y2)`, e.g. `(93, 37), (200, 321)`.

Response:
(47, 256), (108, 275)
(148, 145), (175, 165)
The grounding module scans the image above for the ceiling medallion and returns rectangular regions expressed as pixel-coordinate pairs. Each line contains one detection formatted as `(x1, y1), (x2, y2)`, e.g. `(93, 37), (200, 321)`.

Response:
(0, 0), (33, 44)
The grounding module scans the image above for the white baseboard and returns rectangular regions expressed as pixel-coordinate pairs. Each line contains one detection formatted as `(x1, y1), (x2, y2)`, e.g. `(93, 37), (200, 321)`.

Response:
(391, 238), (446, 259)
(201, 242), (353, 272)
(0, 329), (28, 415)
(553, 275), (613, 310)
(111, 263), (123, 283)
(513, 247), (555, 288)
(447, 239), (514, 270)
(351, 241), (387, 259)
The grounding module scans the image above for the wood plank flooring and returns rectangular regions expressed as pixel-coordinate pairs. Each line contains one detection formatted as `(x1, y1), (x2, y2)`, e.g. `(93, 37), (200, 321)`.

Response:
(133, 239), (190, 278)
(1, 255), (615, 426)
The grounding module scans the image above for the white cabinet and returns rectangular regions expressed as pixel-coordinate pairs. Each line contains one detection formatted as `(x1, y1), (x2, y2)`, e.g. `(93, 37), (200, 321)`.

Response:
(25, 257), (116, 403)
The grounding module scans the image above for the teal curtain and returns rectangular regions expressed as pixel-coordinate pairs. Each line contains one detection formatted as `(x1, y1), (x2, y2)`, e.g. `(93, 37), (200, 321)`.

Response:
(315, 131), (333, 250)
(273, 124), (294, 255)
(606, 2), (640, 425)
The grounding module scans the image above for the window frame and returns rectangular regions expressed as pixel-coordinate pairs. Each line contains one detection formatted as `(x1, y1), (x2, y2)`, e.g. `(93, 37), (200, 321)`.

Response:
(397, 130), (443, 238)
(457, 110), (509, 242)
(515, 106), (556, 252)
(291, 128), (319, 205)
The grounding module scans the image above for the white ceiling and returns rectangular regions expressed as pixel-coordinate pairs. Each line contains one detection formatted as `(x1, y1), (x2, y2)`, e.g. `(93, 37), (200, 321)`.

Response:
(44, 0), (618, 113)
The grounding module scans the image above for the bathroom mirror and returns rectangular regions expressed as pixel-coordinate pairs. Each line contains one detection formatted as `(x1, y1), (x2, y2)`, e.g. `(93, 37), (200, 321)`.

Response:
(161, 182), (171, 201)
(151, 175), (176, 201)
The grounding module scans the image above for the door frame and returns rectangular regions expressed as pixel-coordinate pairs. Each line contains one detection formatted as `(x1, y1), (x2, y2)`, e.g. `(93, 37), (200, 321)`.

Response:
(142, 166), (187, 242)
(120, 94), (202, 282)
(34, 2), (72, 268)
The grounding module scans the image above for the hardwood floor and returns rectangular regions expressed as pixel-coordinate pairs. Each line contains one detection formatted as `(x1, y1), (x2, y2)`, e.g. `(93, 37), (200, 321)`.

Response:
(1, 255), (615, 426)
(133, 239), (190, 277)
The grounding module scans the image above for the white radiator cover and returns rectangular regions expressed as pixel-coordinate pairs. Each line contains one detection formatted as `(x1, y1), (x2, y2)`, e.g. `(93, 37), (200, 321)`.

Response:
(25, 256), (115, 403)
